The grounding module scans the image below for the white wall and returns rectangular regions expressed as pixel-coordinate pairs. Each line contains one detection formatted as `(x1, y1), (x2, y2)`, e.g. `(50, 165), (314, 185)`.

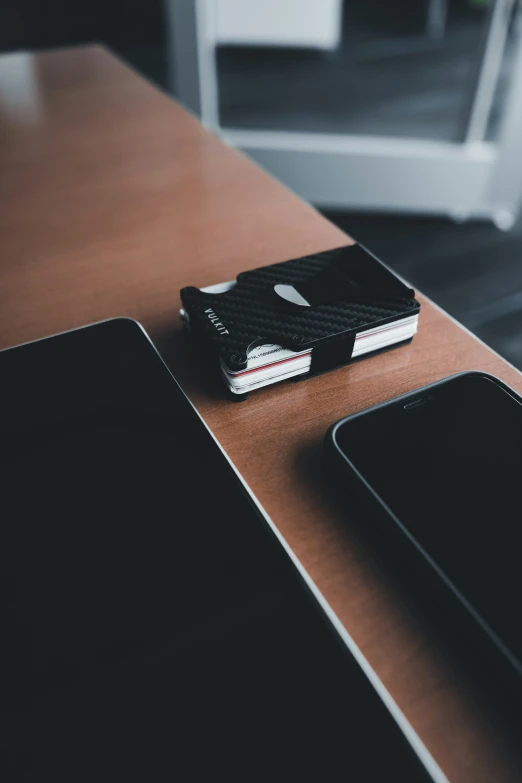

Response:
(214, 0), (343, 50)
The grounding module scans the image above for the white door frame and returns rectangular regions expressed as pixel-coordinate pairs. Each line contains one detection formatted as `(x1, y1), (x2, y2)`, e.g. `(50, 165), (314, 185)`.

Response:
(167, 0), (522, 228)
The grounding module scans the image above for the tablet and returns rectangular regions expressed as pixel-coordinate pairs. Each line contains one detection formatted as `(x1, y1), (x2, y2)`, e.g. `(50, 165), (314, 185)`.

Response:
(0, 319), (445, 781)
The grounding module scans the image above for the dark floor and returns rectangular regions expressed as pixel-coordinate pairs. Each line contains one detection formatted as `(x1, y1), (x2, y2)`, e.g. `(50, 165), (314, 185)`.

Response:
(323, 211), (522, 369)
(217, 26), (479, 141)
(216, 4), (510, 141)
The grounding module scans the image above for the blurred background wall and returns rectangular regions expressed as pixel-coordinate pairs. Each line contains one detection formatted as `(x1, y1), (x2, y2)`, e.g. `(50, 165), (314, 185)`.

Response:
(0, 0), (169, 85)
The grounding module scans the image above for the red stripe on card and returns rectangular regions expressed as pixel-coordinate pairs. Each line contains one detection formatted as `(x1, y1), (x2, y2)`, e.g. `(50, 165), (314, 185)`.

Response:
(226, 351), (312, 378)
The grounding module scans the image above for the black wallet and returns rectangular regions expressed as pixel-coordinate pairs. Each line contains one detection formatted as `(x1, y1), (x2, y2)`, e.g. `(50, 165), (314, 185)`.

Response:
(180, 244), (420, 398)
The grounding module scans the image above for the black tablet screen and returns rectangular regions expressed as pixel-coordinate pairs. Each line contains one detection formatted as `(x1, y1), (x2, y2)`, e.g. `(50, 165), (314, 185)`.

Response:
(0, 319), (435, 781)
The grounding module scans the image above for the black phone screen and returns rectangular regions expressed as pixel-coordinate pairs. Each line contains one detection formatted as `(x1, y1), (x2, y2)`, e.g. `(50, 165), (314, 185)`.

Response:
(0, 320), (436, 781)
(334, 373), (522, 670)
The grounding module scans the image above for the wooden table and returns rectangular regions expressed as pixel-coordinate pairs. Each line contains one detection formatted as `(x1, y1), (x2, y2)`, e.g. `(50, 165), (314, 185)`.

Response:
(1, 46), (521, 782)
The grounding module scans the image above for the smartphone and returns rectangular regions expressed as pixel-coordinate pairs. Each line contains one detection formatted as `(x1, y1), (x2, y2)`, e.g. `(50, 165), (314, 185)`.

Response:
(325, 372), (522, 689)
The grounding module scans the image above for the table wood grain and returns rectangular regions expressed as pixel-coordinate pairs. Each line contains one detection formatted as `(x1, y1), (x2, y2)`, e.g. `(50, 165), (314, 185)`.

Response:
(1, 45), (521, 782)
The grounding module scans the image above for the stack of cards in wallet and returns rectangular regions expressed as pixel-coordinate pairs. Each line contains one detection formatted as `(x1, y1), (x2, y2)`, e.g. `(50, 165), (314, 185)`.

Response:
(218, 316), (418, 394)
(180, 244), (420, 398)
